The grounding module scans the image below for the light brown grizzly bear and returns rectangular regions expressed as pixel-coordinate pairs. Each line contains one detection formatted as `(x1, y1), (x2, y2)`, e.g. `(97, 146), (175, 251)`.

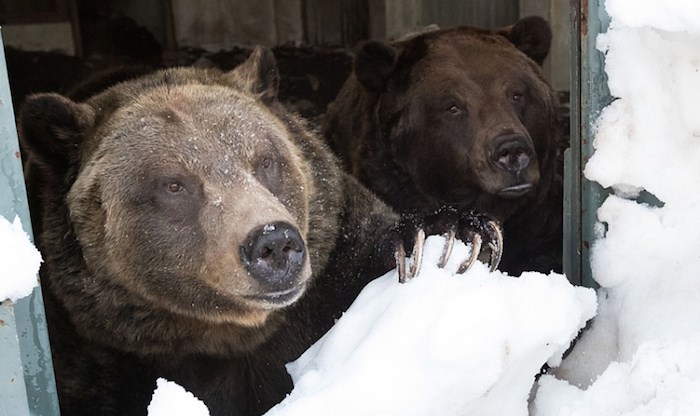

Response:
(323, 16), (565, 275)
(19, 47), (501, 416)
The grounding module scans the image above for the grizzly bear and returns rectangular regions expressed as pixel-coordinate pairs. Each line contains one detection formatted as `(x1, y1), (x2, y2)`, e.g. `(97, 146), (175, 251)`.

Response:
(323, 16), (565, 276)
(20, 46), (502, 416)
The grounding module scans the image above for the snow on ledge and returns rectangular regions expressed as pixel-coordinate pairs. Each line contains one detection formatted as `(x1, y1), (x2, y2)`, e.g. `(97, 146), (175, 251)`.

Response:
(0, 215), (41, 302)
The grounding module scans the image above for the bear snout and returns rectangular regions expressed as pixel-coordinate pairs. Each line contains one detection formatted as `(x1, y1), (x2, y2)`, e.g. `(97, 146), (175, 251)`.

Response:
(240, 221), (307, 304)
(488, 133), (539, 198)
(490, 134), (533, 174)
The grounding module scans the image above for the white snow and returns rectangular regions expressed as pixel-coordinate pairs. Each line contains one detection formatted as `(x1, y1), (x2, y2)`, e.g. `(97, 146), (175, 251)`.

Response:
(0, 215), (41, 302)
(604, 0), (700, 34)
(148, 378), (210, 416)
(140, 236), (594, 416)
(532, 1), (700, 415)
(265, 236), (595, 416)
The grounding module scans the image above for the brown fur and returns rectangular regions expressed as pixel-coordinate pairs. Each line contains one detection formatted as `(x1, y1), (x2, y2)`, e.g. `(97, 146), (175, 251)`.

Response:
(21, 47), (402, 416)
(323, 17), (565, 275)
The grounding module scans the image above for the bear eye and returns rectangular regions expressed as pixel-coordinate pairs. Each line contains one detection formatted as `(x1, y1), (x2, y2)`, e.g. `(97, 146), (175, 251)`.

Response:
(254, 155), (284, 195)
(511, 92), (524, 102)
(165, 181), (184, 193)
(149, 176), (202, 217)
(447, 105), (462, 115)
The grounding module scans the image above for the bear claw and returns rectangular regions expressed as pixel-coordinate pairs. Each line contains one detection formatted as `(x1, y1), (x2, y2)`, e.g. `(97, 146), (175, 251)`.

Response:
(396, 217), (504, 283)
(396, 229), (425, 284)
(456, 233), (482, 275)
(486, 220), (504, 272)
(437, 228), (456, 269)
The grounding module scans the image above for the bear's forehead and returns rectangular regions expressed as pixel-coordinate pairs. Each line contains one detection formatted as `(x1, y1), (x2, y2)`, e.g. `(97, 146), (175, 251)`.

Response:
(418, 30), (530, 69)
(425, 38), (527, 73)
(112, 86), (286, 144)
(136, 84), (279, 126)
(407, 35), (544, 93)
(95, 85), (293, 173)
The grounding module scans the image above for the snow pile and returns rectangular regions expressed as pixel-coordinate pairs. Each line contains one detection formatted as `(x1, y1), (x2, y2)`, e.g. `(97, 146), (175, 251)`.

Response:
(148, 378), (210, 416)
(605, 0), (700, 34)
(533, 1), (700, 414)
(144, 236), (594, 416)
(0, 215), (41, 302)
(536, 336), (700, 415)
(266, 236), (595, 416)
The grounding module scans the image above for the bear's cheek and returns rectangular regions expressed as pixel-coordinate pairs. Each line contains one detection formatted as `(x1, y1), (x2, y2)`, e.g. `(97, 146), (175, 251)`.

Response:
(391, 108), (482, 201)
(412, 146), (483, 202)
(523, 104), (554, 163)
(104, 201), (209, 288)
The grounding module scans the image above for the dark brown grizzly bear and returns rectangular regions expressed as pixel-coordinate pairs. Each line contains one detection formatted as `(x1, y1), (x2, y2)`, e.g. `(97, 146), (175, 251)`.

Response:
(323, 16), (565, 276)
(20, 46), (501, 416)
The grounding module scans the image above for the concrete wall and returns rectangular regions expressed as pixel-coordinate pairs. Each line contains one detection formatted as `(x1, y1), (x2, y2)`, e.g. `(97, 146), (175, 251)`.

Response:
(171, 0), (303, 50)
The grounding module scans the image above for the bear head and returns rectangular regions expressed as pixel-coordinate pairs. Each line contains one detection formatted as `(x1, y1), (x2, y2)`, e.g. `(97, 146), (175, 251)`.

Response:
(20, 47), (342, 355)
(330, 16), (561, 221)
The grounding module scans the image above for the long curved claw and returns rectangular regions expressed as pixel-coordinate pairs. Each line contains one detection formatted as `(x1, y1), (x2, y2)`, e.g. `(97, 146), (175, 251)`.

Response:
(437, 228), (456, 268)
(395, 241), (407, 283)
(396, 229), (426, 283)
(395, 210), (503, 282)
(486, 220), (504, 272)
(457, 233), (482, 274)
(407, 229), (426, 281)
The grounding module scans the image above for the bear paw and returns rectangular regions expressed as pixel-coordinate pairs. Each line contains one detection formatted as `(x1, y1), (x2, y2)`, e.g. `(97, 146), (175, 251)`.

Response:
(394, 207), (503, 283)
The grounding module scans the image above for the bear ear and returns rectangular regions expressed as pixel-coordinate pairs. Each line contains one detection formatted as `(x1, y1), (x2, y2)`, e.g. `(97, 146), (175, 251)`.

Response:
(498, 16), (552, 66)
(226, 45), (280, 103)
(19, 93), (94, 172)
(354, 41), (398, 93)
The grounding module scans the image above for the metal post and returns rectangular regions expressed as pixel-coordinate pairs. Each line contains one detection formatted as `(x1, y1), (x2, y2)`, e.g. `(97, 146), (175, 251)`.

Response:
(564, 0), (611, 288)
(0, 29), (61, 415)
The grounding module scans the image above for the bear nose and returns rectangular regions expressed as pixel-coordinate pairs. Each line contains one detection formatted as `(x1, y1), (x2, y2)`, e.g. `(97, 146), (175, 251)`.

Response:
(491, 134), (532, 174)
(240, 221), (306, 289)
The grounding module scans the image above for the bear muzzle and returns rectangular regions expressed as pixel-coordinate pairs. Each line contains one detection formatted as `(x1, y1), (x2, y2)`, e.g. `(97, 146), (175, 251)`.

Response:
(488, 133), (538, 198)
(240, 221), (308, 307)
